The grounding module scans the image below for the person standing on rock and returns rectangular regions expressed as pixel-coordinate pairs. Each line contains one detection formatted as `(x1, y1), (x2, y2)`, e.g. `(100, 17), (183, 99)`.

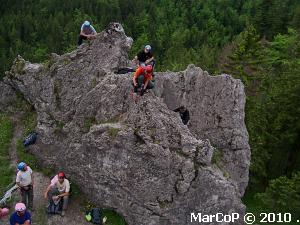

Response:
(132, 45), (155, 67)
(132, 64), (154, 96)
(16, 162), (34, 211)
(174, 106), (190, 125)
(9, 203), (31, 225)
(44, 172), (70, 216)
(77, 20), (97, 46)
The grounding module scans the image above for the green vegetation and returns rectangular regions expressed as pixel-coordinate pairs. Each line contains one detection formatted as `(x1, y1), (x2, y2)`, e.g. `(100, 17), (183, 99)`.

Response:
(102, 209), (126, 225)
(84, 116), (96, 130)
(107, 127), (120, 138)
(0, 114), (14, 194)
(211, 148), (223, 167)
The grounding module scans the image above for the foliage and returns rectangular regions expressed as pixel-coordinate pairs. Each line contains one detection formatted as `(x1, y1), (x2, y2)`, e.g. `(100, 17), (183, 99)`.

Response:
(224, 28), (300, 195)
(2, 0), (300, 78)
(0, 114), (14, 194)
(255, 173), (300, 216)
(107, 127), (120, 138)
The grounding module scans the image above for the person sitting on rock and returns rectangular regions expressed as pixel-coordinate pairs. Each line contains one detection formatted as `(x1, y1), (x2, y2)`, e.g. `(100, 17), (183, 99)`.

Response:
(9, 203), (31, 225)
(16, 162), (34, 211)
(174, 106), (190, 125)
(44, 172), (70, 216)
(0, 207), (9, 219)
(132, 65), (154, 96)
(132, 45), (155, 67)
(77, 20), (97, 46)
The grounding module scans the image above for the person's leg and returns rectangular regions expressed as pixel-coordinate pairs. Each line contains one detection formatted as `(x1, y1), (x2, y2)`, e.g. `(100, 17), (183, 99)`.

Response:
(21, 188), (28, 207)
(62, 195), (69, 211)
(137, 75), (144, 88)
(28, 186), (34, 210)
(150, 59), (156, 69)
(77, 35), (87, 46)
(146, 80), (154, 90)
(47, 187), (59, 202)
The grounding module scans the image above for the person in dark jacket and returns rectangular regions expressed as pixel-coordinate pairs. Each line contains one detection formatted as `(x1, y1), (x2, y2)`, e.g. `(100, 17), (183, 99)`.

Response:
(174, 106), (190, 125)
(132, 45), (155, 67)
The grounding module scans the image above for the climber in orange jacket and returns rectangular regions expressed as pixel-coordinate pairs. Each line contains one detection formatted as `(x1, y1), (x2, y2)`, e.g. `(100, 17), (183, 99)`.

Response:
(132, 65), (154, 95)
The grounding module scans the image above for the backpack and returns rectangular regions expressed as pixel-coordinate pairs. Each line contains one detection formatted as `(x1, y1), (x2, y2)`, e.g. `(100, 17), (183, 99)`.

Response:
(91, 208), (103, 225)
(46, 197), (62, 214)
(116, 67), (135, 74)
(23, 132), (37, 147)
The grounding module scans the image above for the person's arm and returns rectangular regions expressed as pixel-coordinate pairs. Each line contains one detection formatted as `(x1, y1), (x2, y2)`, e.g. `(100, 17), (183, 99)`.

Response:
(44, 184), (52, 199)
(173, 107), (180, 112)
(133, 68), (142, 86)
(91, 25), (97, 36)
(57, 192), (69, 198)
(80, 30), (88, 38)
(132, 55), (139, 66)
(24, 220), (30, 225)
(145, 56), (154, 64)
(31, 172), (34, 186)
(143, 79), (150, 90)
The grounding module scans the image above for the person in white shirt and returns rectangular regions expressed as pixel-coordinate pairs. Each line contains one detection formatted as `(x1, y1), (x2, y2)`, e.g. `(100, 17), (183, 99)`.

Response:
(44, 172), (70, 216)
(16, 162), (34, 210)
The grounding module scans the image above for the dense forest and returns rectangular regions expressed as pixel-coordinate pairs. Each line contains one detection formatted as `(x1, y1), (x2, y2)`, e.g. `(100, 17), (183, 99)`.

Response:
(1, 0), (299, 215)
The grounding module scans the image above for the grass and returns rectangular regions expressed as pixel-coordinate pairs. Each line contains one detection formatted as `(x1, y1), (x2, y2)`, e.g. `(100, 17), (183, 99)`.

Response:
(99, 115), (121, 124)
(107, 127), (120, 138)
(211, 148), (223, 166)
(0, 114), (14, 194)
(102, 209), (126, 225)
(84, 117), (96, 131)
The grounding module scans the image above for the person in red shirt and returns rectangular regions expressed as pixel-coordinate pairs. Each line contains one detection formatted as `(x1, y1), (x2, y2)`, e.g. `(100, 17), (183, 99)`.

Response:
(132, 65), (154, 95)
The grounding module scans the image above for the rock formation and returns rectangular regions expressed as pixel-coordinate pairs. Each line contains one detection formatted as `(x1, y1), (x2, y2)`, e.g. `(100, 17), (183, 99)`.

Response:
(1, 23), (249, 225)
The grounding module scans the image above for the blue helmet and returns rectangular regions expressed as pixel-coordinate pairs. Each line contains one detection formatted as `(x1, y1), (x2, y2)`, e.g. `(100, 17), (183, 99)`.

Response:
(17, 162), (26, 170)
(145, 45), (151, 51)
(84, 21), (91, 27)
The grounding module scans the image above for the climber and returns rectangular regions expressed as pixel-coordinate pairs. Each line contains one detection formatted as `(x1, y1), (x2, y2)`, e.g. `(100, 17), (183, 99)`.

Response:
(77, 20), (97, 46)
(44, 172), (70, 216)
(174, 106), (190, 125)
(16, 162), (34, 211)
(0, 207), (9, 219)
(132, 45), (155, 68)
(9, 203), (31, 225)
(132, 64), (154, 96)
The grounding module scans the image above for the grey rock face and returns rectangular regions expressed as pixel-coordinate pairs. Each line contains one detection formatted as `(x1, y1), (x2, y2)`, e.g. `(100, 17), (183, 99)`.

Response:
(154, 66), (250, 196)
(0, 81), (17, 111)
(2, 23), (249, 225)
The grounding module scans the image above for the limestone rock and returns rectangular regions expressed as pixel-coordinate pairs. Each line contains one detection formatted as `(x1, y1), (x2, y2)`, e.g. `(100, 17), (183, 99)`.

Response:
(1, 23), (249, 225)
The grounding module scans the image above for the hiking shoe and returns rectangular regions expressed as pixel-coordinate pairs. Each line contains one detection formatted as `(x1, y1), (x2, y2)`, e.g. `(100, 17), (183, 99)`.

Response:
(61, 211), (65, 217)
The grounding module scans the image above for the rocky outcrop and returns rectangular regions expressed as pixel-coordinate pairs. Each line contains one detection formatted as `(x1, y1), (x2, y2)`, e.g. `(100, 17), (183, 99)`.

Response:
(154, 67), (250, 196)
(1, 23), (249, 225)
